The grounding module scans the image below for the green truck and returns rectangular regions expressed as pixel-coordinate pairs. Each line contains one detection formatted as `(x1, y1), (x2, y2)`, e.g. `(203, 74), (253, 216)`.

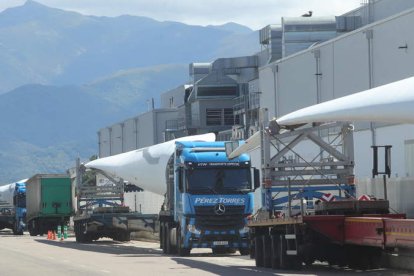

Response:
(26, 174), (73, 236)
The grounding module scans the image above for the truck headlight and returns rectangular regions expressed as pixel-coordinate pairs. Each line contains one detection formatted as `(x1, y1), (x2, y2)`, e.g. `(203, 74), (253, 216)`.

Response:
(187, 224), (201, 235)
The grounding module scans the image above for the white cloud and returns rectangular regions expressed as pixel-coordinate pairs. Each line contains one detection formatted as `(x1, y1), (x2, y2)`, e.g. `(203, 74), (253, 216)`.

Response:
(1, 0), (362, 30)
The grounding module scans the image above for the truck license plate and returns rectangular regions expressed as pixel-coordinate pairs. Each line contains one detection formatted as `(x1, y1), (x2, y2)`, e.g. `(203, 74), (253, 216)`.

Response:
(213, 241), (228, 246)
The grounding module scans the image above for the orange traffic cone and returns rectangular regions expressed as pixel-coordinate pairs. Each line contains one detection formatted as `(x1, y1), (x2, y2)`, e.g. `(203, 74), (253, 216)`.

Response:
(52, 231), (56, 240)
(47, 230), (52, 240)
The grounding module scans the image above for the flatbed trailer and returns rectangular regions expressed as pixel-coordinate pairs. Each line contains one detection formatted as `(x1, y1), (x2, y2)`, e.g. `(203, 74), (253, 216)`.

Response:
(71, 159), (157, 242)
(247, 110), (414, 270)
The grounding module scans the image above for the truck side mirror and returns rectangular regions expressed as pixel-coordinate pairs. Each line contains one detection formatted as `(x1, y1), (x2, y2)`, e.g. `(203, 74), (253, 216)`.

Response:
(178, 168), (183, 192)
(253, 169), (260, 190)
(225, 141), (239, 159)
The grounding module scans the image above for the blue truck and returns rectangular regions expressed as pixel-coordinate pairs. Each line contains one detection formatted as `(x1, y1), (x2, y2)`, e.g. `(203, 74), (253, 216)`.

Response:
(160, 140), (259, 256)
(0, 180), (27, 235)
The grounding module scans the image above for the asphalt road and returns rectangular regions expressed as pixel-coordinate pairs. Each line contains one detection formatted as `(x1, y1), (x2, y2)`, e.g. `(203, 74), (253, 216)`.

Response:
(0, 230), (411, 276)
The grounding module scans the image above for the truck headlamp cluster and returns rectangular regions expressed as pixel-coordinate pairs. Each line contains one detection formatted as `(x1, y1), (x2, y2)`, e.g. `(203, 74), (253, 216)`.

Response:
(187, 224), (201, 235)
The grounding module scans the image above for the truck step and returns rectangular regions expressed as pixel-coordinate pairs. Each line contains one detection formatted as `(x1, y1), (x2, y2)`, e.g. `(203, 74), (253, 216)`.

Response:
(286, 250), (297, 255)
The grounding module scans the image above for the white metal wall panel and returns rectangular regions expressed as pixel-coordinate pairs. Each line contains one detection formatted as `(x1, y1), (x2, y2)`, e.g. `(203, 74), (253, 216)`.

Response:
(110, 124), (123, 155)
(99, 128), (111, 158)
(318, 44), (335, 102)
(278, 53), (316, 115)
(405, 140), (414, 177)
(137, 112), (155, 148)
(357, 177), (414, 218)
(258, 66), (277, 118)
(373, 0), (414, 22)
(123, 118), (138, 152)
(353, 124), (414, 178)
(372, 11), (414, 86)
(333, 32), (370, 98)
(155, 110), (179, 143)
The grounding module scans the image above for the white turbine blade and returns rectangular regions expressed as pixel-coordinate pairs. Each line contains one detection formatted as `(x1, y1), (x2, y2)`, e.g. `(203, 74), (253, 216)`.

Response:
(276, 76), (414, 126)
(228, 131), (260, 159)
(85, 133), (216, 195)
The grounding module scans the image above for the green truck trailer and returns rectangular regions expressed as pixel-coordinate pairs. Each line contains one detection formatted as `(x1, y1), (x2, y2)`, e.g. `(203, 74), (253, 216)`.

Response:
(26, 174), (73, 236)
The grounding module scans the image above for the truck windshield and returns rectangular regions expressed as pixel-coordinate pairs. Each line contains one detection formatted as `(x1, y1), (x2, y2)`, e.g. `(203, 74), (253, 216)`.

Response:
(186, 168), (251, 194)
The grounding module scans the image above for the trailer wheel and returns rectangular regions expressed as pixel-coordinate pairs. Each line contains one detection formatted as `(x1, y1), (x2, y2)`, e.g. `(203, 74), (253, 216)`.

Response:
(239, 248), (250, 256)
(164, 223), (175, 254)
(254, 235), (264, 267)
(177, 227), (190, 256)
(114, 231), (130, 242)
(159, 223), (163, 249)
(263, 235), (272, 268)
(28, 220), (38, 236)
(270, 234), (280, 269)
(368, 248), (382, 269)
(13, 221), (23, 235)
(74, 221), (92, 243)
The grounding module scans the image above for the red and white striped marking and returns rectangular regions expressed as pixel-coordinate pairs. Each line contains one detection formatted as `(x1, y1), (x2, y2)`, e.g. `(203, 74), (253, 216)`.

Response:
(321, 193), (335, 202)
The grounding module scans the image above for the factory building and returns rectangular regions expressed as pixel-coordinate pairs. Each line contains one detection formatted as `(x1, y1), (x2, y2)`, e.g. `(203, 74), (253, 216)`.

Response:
(98, 0), (414, 216)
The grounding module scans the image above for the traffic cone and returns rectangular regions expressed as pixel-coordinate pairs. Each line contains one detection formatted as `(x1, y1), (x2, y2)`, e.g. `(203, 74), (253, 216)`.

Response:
(47, 230), (51, 240)
(52, 231), (56, 240)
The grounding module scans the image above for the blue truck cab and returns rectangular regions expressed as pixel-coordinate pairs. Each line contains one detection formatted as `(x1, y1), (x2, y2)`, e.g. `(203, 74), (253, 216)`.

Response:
(159, 141), (259, 256)
(0, 180), (26, 235)
(13, 181), (26, 235)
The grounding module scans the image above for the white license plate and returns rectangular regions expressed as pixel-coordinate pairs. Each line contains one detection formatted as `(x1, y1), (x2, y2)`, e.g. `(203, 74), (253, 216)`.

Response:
(213, 241), (228, 246)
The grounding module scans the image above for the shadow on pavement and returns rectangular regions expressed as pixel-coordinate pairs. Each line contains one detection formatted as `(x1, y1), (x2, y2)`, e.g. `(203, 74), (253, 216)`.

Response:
(36, 239), (161, 257)
(171, 257), (402, 276)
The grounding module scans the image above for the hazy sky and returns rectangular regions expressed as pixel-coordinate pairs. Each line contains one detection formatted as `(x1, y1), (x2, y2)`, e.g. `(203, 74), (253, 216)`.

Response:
(0, 0), (363, 30)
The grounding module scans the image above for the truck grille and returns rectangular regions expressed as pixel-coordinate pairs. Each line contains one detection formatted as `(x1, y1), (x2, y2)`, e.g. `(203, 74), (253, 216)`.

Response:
(194, 205), (245, 230)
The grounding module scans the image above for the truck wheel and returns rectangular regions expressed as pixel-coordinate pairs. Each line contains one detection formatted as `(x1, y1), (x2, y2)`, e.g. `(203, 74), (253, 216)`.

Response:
(177, 228), (190, 256)
(13, 221), (23, 235)
(28, 220), (38, 236)
(239, 248), (250, 256)
(278, 234), (289, 269)
(159, 223), (163, 249)
(255, 235), (264, 267)
(263, 235), (272, 268)
(114, 231), (130, 242)
(75, 221), (91, 243)
(165, 223), (172, 254)
(161, 223), (168, 254)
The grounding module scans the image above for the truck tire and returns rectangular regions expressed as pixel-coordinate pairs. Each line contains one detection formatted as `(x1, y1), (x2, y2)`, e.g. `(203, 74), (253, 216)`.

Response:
(177, 228), (190, 256)
(278, 234), (288, 269)
(165, 223), (172, 254)
(74, 221), (92, 243)
(255, 235), (264, 267)
(28, 220), (38, 236)
(13, 221), (23, 235)
(263, 235), (272, 268)
(161, 223), (168, 254)
(271, 234), (280, 269)
(114, 231), (130, 242)
(239, 248), (250, 256)
(159, 223), (163, 249)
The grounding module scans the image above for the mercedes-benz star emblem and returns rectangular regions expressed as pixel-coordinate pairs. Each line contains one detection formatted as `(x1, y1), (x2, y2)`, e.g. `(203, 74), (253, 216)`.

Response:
(214, 203), (226, 215)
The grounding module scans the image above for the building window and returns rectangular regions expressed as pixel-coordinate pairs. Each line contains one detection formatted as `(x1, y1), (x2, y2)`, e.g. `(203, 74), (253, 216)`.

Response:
(206, 108), (238, 126)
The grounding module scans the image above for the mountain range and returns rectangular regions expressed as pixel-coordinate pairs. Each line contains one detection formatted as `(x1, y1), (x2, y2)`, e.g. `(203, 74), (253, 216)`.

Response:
(0, 1), (259, 183)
